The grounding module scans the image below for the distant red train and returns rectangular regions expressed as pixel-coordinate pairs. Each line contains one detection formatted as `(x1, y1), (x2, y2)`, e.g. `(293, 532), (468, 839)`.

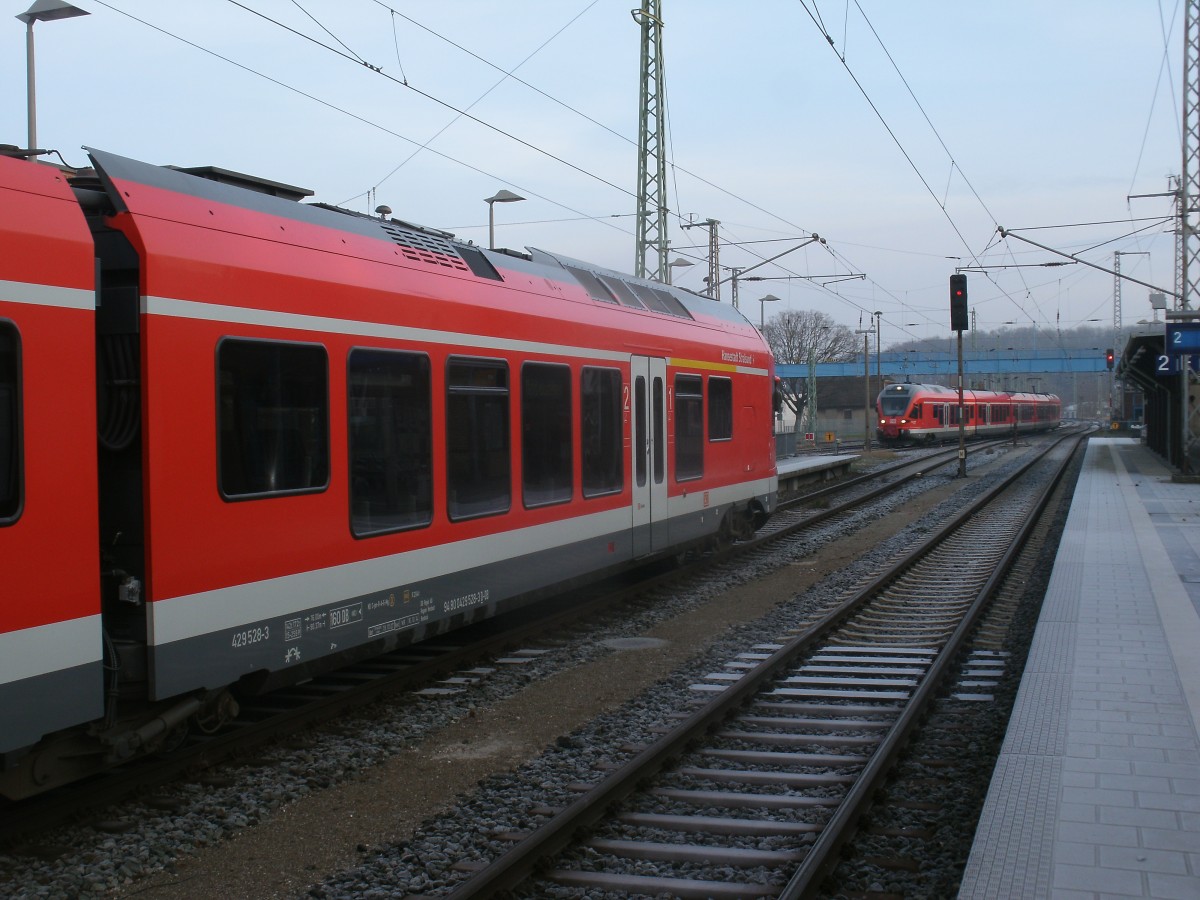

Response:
(0, 148), (778, 798)
(876, 382), (1061, 444)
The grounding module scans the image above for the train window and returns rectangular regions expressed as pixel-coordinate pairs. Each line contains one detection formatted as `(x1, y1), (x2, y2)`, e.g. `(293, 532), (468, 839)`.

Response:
(348, 349), (432, 536)
(879, 392), (910, 416)
(581, 367), (623, 497)
(521, 363), (572, 507)
(653, 376), (665, 484)
(218, 338), (329, 499)
(634, 375), (647, 488)
(708, 376), (732, 441)
(0, 322), (21, 524)
(447, 357), (511, 520)
(674, 374), (703, 481)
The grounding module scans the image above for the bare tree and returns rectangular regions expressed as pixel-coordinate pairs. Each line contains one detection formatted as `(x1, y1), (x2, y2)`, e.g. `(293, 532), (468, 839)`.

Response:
(761, 309), (858, 365)
(762, 310), (858, 427)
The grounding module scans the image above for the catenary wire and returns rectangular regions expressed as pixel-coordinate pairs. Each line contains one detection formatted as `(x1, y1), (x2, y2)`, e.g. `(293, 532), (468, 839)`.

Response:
(88, 0), (636, 239)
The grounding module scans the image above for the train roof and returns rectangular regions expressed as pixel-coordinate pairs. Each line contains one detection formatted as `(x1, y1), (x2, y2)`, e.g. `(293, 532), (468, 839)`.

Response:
(881, 382), (1060, 402)
(80, 148), (763, 352)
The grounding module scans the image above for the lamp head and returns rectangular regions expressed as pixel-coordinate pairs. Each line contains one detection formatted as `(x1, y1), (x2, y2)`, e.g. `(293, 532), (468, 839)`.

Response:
(18, 0), (90, 25)
(485, 189), (524, 204)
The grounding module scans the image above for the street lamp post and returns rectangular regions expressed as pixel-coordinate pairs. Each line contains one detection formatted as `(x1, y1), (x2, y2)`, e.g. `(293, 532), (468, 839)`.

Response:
(484, 189), (524, 250)
(667, 256), (694, 285)
(758, 293), (780, 329)
(856, 328), (873, 452)
(17, 0), (89, 156)
(873, 310), (882, 387)
(805, 325), (829, 437)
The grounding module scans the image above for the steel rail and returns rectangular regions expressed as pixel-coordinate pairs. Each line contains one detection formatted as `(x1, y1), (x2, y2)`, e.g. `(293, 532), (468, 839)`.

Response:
(779, 430), (1086, 898)
(0, 440), (970, 831)
(2, 432), (1070, 844)
(444, 431), (1084, 898)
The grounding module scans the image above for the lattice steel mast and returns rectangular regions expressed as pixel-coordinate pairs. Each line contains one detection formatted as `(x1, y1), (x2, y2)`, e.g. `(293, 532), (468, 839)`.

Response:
(705, 218), (719, 298)
(633, 1), (668, 281)
(1173, 175), (1184, 303)
(1182, 0), (1200, 470)
(1185, 1), (1200, 313)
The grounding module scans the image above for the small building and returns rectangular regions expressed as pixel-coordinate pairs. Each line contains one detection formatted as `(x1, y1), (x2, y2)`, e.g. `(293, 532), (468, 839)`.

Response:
(784, 374), (886, 443)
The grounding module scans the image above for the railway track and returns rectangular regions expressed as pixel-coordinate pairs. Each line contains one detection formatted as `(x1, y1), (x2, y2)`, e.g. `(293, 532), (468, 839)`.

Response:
(762, 438), (1013, 541)
(822, 442), (1083, 896)
(0, 438), (1033, 849)
(441, 430), (1086, 898)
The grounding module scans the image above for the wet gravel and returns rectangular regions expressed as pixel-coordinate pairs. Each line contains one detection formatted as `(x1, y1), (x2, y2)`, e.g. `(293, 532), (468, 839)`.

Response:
(0, 443), (1048, 899)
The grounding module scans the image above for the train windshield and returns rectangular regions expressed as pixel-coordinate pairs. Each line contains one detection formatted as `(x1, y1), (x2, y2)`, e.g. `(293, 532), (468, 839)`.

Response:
(879, 392), (911, 416)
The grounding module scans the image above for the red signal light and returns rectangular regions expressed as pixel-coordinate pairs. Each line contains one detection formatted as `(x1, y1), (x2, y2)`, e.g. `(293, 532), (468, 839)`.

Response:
(949, 274), (968, 331)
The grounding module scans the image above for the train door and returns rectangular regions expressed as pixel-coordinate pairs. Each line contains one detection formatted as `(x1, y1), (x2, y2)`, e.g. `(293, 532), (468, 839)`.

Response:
(631, 356), (668, 556)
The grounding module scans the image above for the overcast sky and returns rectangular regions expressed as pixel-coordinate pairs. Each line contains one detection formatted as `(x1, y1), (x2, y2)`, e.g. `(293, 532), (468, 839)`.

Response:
(2, 1), (1183, 348)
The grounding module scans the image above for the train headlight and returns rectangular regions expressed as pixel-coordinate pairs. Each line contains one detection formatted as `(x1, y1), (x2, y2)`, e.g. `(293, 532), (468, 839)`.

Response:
(900, 418), (907, 424)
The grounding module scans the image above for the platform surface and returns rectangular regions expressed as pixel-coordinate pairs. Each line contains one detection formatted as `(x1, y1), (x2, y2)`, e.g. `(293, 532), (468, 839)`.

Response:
(775, 453), (854, 478)
(959, 438), (1200, 898)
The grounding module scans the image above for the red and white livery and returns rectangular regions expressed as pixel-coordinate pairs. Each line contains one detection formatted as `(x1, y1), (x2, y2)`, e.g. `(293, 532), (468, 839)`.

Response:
(0, 148), (777, 797)
(876, 382), (1061, 444)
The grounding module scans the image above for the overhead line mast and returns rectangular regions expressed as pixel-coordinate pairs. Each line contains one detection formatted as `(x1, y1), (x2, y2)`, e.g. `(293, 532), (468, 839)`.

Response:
(633, 0), (668, 282)
(1185, 0), (1200, 314)
(1182, 0), (1200, 471)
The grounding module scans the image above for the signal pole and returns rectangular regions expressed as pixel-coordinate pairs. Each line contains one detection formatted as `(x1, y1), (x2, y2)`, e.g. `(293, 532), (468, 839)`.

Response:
(856, 329), (873, 453)
(951, 274), (969, 477)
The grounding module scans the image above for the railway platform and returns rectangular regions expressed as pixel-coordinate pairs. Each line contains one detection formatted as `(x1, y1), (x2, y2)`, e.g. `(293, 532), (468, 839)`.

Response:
(959, 438), (1200, 898)
(775, 452), (855, 497)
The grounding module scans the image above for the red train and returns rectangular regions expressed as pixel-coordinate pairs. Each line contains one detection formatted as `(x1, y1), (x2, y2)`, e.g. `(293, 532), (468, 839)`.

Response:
(0, 148), (777, 798)
(876, 382), (1061, 444)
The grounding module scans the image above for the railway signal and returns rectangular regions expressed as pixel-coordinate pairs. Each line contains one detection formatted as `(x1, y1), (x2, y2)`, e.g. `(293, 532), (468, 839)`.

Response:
(950, 274), (968, 332)
(1106, 348), (1115, 370)
(949, 272), (969, 476)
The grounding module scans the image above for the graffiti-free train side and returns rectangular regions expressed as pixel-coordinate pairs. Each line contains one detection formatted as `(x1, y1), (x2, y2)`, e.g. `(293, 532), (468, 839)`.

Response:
(0, 148), (777, 799)
(876, 381), (1061, 445)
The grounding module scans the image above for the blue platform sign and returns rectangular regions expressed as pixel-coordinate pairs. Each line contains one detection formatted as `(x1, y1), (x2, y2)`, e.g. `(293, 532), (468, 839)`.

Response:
(1157, 353), (1200, 375)
(1166, 323), (1200, 354)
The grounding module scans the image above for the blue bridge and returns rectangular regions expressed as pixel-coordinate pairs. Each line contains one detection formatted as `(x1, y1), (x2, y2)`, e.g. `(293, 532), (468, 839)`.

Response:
(777, 348), (1113, 381)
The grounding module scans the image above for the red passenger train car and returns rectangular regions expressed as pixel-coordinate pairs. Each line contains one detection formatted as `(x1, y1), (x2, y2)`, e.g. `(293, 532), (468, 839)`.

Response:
(0, 148), (777, 797)
(876, 382), (1061, 445)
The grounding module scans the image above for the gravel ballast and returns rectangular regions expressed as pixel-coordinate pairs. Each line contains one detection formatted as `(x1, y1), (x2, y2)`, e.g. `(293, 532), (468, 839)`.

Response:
(0, 445), (1039, 899)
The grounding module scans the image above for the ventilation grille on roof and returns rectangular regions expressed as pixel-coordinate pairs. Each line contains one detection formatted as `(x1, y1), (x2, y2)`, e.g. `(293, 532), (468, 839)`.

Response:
(563, 264), (693, 320)
(380, 221), (470, 273)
